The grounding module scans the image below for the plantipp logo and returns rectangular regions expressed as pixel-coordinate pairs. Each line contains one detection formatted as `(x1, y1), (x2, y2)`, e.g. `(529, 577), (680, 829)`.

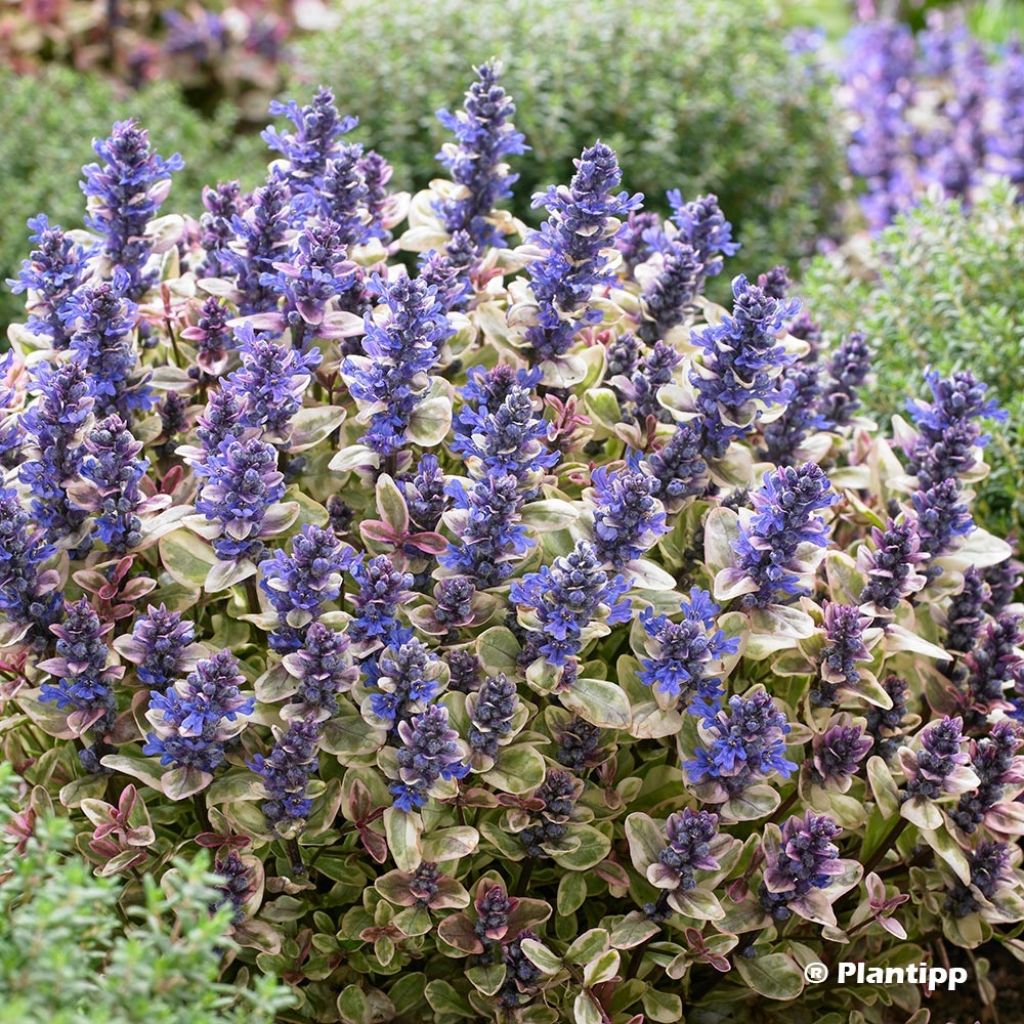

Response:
(803, 960), (968, 991)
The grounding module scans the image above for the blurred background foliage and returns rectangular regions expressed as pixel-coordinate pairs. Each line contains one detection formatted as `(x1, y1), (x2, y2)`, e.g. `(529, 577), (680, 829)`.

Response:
(800, 181), (1024, 542)
(289, 0), (845, 292)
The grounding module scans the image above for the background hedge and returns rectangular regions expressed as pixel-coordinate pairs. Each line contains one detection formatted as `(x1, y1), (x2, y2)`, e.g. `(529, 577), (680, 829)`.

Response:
(800, 180), (1024, 541)
(0, 66), (265, 329)
(291, 0), (845, 288)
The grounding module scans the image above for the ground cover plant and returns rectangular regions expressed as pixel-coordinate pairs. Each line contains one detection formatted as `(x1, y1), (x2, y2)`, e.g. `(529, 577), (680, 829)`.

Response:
(0, 0), (333, 117)
(1, 60), (1023, 1023)
(841, 8), (1024, 229)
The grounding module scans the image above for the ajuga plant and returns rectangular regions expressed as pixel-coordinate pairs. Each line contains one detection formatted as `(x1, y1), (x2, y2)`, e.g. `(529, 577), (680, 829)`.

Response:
(1, 63), (1023, 1024)
(842, 9), (1024, 229)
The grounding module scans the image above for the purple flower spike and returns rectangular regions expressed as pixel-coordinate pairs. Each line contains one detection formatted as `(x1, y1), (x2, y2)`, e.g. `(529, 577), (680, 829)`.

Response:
(342, 274), (453, 458)
(899, 716), (978, 804)
(249, 716), (321, 831)
(259, 524), (355, 650)
(117, 604), (199, 691)
(467, 673), (518, 760)
(72, 415), (152, 554)
(813, 603), (872, 706)
(64, 274), (152, 417)
(525, 142), (642, 364)
(667, 191), (739, 280)
(857, 517), (927, 617)
(80, 119), (183, 298)
(263, 87), (357, 189)
(226, 324), (319, 437)
(686, 691), (796, 798)
(639, 241), (702, 342)
(282, 621), (357, 717)
(194, 435), (286, 563)
(811, 719), (873, 790)
(143, 650), (253, 774)
(391, 703), (468, 811)
(436, 60), (526, 252)
(760, 811), (843, 922)
(590, 465), (667, 569)
(819, 332), (871, 428)
(689, 275), (797, 459)
(649, 808), (722, 893)
(19, 360), (94, 544)
(197, 181), (245, 279)
(0, 488), (63, 646)
(347, 555), (413, 652)
(638, 587), (738, 715)
(510, 540), (631, 668)
(7, 215), (88, 348)
(441, 475), (533, 588)
(952, 721), (1024, 834)
(732, 463), (836, 608)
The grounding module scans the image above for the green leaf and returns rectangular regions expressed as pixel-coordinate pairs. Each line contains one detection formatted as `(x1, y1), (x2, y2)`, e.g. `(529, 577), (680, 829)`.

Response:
(642, 987), (683, 1023)
(557, 872), (589, 917)
(582, 948), (620, 986)
(476, 627), (522, 676)
(377, 475), (410, 534)
(383, 807), (422, 872)
(921, 827), (971, 884)
(421, 826), (480, 863)
(573, 992), (603, 1024)
(703, 506), (741, 575)
(329, 443), (379, 472)
(407, 395), (452, 446)
(158, 530), (216, 588)
(733, 951), (805, 1000)
(559, 678), (631, 729)
(388, 974), (427, 1017)
(287, 405), (347, 453)
(723, 783), (780, 822)
(624, 813), (663, 874)
(482, 744), (546, 794)
(609, 913), (661, 949)
(337, 985), (371, 1024)
(551, 824), (611, 872)
(867, 756), (899, 817)
(521, 499), (579, 532)
(162, 766), (211, 801)
(466, 963), (507, 996)
(98, 755), (166, 792)
(565, 928), (609, 965)
(520, 938), (563, 975)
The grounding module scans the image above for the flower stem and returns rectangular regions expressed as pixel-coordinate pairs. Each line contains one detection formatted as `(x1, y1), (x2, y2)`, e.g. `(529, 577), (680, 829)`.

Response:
(244, 576), (261, 616)
(285, 838), (306, 877)
(862, 816), (910, 876)
(515, 858), (534, 897)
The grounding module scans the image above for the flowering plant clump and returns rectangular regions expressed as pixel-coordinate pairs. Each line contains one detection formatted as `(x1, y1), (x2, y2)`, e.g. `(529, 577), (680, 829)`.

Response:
(0, 0), (337, 115)
(841, 10), (1024, 229)
(1, 63), (1023, 1022)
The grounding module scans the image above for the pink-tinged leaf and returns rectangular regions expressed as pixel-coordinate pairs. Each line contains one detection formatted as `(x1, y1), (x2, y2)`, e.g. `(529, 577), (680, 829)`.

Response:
(360, 520), (402, 544)
(361, 826), (389, 864)
(407, 531), (448, 554)
(437, 913), (484, 954)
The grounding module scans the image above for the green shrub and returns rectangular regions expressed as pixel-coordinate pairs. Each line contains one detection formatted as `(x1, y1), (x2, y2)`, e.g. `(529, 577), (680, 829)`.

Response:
(0, 66), (266, 330)
(799, 179), (1024, 539)
(0, 765), (292, 1024)
(291, 0), (844, 286)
